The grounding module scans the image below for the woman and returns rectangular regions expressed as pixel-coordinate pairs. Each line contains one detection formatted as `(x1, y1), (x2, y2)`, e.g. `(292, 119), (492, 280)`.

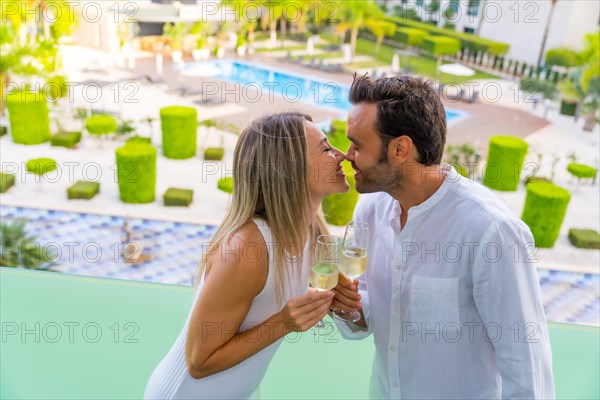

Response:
(144, 112), (349, 399)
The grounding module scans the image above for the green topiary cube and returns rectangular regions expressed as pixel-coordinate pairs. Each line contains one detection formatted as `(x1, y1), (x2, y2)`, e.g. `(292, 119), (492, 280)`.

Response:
(51, 131), (82, 148)
(560, 100), (578, 116)
(483, 135), (528, 191)
(116, 143), (157, 203)
(567, 163), (597, 180)
(163, 188), (194, 206)
(0, 126), (7, 137)
(521, 182), (571, 248)
(6, 91), (51, 145)
(85, 115), (118, 135)
(217, 177), (234, 194)
(204, 147), (224, 161)
(421, 35), (461, 55)
(322, 162), (359, 226)
(0, 173), (16, 193)
(568, 229), (600, 249)
(67, 181), (100, 200)
(26, 158), (57, 176)
(160, 106), (198, 159)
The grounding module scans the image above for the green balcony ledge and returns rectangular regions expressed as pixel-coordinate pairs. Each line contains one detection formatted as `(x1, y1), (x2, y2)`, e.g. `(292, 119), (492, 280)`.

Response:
(1, 267), (598, 400)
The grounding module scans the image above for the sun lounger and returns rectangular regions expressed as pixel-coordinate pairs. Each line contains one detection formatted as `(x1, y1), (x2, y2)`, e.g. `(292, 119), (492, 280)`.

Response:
(446, 87), (464, 101)
(462, 90), (479, 103)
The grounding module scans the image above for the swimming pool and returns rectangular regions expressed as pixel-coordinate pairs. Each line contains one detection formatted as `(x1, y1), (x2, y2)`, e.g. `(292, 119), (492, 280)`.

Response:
(183, 59), (468, 122)
(1, 205), (597, 326)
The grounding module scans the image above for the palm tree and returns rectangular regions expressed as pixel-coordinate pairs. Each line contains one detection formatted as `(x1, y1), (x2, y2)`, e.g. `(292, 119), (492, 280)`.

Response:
(0, 220), (56, 270)
(537, 0), (558, 69)
(334, 0), (396, 62)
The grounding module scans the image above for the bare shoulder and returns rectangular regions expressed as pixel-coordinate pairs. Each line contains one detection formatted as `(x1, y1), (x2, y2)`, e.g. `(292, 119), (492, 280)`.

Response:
(204, 221), (269, 297)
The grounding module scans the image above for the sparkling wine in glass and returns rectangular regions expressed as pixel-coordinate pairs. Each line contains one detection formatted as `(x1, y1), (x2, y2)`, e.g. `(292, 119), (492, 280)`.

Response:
(310, 235), (339, 334)
(333, 220), (369, 323)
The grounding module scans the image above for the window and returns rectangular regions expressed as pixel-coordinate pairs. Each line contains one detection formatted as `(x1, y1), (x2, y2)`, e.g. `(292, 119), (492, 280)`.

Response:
(416, 0), (424, 7)
(468, 0), (480, 16)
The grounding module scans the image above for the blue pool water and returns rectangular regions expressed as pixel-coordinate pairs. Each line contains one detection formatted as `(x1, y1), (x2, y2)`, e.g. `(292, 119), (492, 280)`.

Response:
(1, 206), (598, 326)
(183, 60), (468, 122)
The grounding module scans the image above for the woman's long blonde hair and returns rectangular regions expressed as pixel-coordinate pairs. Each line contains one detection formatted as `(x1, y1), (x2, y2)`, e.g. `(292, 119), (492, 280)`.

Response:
(198, 112), (329, 307)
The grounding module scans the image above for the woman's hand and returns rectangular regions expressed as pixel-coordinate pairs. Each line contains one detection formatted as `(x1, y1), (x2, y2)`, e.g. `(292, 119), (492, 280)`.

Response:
(332, 274), (362, 313)
(278, 289), (335, 333)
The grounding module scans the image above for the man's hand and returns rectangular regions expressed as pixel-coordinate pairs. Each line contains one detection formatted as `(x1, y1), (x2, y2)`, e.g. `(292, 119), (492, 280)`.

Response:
(331, 274), (366, 327)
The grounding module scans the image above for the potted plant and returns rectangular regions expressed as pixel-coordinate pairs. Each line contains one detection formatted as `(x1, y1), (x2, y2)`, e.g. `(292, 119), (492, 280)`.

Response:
(190, 20), (210, 61)
(163, 22), (187, 62)
(0, 220), (56, 270)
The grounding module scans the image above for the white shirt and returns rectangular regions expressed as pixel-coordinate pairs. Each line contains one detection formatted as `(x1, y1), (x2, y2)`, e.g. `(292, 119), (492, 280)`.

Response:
(336, 166), (555, 399)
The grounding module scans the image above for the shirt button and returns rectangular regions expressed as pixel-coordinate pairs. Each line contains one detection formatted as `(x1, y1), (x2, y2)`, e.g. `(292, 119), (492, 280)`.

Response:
(390, 346), (396, 351)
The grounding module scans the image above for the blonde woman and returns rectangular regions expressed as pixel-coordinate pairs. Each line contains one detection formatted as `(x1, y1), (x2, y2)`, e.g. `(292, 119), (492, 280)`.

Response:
(144, 112), (350, 399)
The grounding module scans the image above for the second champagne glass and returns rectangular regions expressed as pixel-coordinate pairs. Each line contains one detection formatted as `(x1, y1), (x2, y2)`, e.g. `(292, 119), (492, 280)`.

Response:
(332, 220), (369, 323)
(309, 235), (339, 334)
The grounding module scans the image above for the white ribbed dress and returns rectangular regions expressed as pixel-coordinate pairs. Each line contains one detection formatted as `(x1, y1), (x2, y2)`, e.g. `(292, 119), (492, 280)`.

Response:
(143, 219), (310, 399)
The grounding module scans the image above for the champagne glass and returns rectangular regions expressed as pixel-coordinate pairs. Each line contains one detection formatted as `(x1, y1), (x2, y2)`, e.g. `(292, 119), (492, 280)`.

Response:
(332, 221), (369, 323)
(310, 235), (339, 335)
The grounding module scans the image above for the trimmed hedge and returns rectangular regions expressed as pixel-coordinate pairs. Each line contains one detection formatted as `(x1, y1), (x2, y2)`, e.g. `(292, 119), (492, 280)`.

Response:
(26, 158), (57, 176)
(567, 163), (597, 180)
(521, 182), (571, 248)
(204, 147), (225, 161)
(483, 136), (528, 191)
(421, 35), (461, 55)
(322, 121), (359, 226)
(67, 181), (100, 200)
(0, 173), (16, 193)
(217, 177), (234, 194)
(386, 16), (509, 55)
(163, 188), (194, 206)
(0, 126), (6, 136)
(6, 91), (51, 145)
(545, 48), (582, 68)
(160, 106), (198, 159)
(51, 131), (81, 148)
(394, 28), (428, 47)
(560, 100), (578, 116)
(85, 115), (118, 135)
(127, 136), (152, 145)
(568, 229), (600, 249)
(116, 143), (157, 204)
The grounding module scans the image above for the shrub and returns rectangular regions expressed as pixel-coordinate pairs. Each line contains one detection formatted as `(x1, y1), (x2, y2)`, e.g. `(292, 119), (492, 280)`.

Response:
(67, 181), (100, 200)
(0, 126), (6, 136)
(483, 136), (528, 191)
(26, 158), (57, 176)
(160, 106), (198, 159)
(6, 91), (51, 145)
(126, 135), (152, 145)
(545, 48), (582, 68)
(519, 77), (556, 99)
(559, 100), (578, 116)
(322, 161), (359, 226)
(394, 28), (428, 47)
(328, 119), (350, 152)
(217, 177), (234, 194)
(0, 173), (16, 193)
(421, 35), (461, 55)
(521, 182), (570, 248)
(116, 143), (157, 203)
(51, 131), (81, 148)
(567, 163), (597, 180)
(568, 229), (600, 249)
(204, 147), (224, 161)
(85, 114), (118, 135)
(163, 188), (194, 206)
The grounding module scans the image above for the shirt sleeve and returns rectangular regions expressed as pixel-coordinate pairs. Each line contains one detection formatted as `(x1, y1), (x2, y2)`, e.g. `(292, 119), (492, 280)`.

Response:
(472, 219), (555, 399)
(334, 196), (373, 340)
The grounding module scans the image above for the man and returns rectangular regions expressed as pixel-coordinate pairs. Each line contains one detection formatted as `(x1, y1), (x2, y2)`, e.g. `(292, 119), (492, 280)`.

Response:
(332, 74), (554, 399)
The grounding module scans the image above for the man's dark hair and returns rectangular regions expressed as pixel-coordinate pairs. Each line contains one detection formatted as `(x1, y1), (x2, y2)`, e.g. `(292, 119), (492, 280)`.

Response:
(348, 74), (447, 165)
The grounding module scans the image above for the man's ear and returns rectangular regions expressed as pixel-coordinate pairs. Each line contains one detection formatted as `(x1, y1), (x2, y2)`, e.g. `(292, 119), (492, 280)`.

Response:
(390, 135), (414, 163)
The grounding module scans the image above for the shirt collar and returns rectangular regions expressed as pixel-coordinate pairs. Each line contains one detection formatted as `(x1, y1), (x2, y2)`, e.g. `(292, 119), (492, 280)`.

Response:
(388, 163), (457, 224)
